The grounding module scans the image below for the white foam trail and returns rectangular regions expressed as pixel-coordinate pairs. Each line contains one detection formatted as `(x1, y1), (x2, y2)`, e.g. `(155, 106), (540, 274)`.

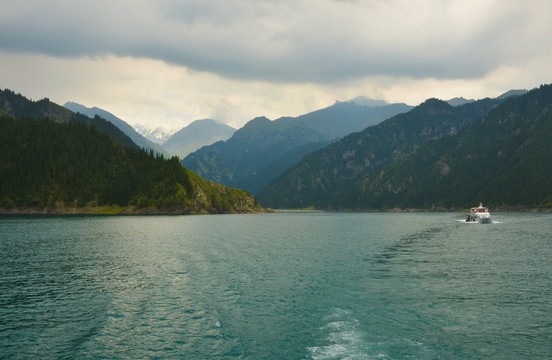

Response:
(308, 309), (375, 360)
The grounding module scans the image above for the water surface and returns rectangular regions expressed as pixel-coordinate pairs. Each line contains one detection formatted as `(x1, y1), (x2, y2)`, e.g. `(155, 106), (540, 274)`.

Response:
(1, 213), (551, 359)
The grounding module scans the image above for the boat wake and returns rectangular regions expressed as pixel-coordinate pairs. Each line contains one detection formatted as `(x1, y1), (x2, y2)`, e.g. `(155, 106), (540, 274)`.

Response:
(307, 308), (438, 359)
(307, 308), (373, 360)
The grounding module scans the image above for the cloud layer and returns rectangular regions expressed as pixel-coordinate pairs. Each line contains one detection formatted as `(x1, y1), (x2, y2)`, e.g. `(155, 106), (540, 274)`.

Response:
(1, 0), (551, 128)
(2, 0), (550, 82)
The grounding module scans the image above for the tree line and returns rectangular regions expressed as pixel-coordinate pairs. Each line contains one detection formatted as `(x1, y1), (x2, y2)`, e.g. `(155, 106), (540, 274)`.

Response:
(0, 115), (194, 209)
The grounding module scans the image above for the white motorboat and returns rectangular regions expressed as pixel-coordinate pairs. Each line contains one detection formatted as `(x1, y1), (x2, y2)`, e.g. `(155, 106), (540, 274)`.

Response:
(466, 201), (492, 223)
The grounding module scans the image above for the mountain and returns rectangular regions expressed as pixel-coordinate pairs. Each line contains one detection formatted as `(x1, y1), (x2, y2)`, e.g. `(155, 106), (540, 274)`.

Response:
(181, 101), (413, 195)
(258, 96), (508, 209)
(446, 97), (475, 106)
(0, 114), (264, 215)
(64, 102), (169, 157)
(134, 124), (174, 144)
(342, 84), (552, 210)
(0, 89), (137, 149)
(162, 119), (236, 159)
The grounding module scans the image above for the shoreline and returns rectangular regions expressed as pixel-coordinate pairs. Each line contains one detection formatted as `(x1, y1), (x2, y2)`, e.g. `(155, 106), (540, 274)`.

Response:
(1, 206), (550, 215)
(0, 205), (269, 216)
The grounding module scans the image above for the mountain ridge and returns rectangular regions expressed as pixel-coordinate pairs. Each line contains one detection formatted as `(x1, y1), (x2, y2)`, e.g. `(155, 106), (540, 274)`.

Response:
(1, 89), (137, 149)
(63, 102), (169, 157)
(446, 97), (475, 106)
(182, 101), (413, 195)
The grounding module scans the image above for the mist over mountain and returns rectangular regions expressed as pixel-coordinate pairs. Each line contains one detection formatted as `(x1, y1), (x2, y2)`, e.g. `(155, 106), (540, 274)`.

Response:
(64, 102), (169, 157)
(162, 119), (236, 159)
(346, 96), (389, 107)
(182, 101), (413, 195)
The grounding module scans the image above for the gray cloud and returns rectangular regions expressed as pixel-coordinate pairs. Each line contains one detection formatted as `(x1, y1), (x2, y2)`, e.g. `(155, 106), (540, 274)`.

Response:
(1, 0), (550, 84)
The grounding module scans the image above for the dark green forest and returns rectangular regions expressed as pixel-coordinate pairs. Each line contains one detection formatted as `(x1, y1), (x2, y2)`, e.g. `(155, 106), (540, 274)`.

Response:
(0, 115), (194, 209)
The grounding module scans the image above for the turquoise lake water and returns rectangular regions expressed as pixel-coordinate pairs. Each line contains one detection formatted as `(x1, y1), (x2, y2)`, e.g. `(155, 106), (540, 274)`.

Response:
(1, 212), (551, 359)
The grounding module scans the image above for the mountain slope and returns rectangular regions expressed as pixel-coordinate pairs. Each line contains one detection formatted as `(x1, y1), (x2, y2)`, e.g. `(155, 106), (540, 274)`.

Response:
(258, 97), (506, 209)
(0, 89), (137, 149)
(0, 114), (264, 214)
(64, 102), (169, 157)
(182, 101), (413, 195)
(162, 119), (236, 158)
(350, 84), (552, 210)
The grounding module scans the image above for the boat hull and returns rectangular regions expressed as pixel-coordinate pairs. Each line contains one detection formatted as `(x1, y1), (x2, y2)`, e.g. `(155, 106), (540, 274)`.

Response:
(466, 202), (492, 223)
(478, 215), (492, 223)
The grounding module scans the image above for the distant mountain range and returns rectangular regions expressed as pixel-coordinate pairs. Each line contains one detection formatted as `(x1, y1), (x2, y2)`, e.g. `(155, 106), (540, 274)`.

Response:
(258, 86), (549, 210)
(64, 102), (169, 157)
(161, 119), (236, 159)
(3, 85), (546, 212)
(182, 101), (413, 195)
(64, 103), (236, 160)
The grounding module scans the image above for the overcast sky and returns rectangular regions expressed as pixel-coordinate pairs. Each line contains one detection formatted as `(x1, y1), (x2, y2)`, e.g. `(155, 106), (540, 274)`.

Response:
(1, 0), (551, 130)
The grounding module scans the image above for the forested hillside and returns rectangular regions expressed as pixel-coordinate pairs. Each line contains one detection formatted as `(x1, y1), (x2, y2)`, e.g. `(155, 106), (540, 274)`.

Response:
(345, 84), (552, 210)
(0, 115), (263, 214)
(258, 97), (505, 208)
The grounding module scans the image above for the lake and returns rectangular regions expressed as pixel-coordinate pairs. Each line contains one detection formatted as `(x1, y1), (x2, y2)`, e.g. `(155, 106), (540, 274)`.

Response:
(0, 212), (551, 359)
